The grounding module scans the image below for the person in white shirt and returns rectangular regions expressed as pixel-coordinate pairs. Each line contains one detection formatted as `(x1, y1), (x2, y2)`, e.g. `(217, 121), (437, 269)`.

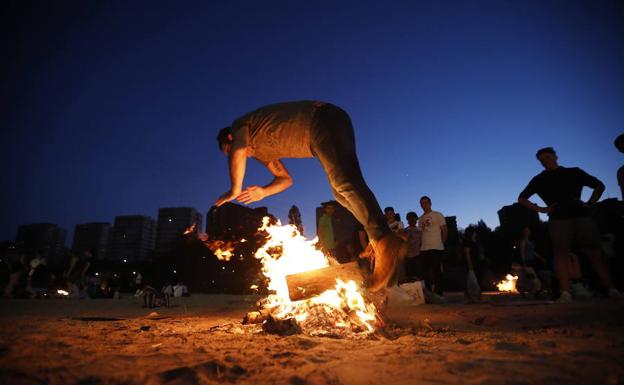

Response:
(418, 196), (448, 301)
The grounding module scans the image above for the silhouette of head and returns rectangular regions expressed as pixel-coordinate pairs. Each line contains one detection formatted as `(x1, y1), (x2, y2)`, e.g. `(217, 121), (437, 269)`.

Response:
(384, 206), (395, 222)
(406, 211), (418, 226)
(615, 134), (624, 154)
(464, 226), (477, 241)
(536, 147), (558, 170)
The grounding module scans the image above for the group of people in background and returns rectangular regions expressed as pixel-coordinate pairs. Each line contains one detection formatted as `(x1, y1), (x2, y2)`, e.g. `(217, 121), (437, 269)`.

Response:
(2, 248), (112, 299)
(317, 196), (450, 304)
(317, 138), (624, 305)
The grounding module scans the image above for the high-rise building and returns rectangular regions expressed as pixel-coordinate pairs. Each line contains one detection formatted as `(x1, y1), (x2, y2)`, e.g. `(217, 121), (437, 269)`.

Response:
(497, 203), (540, 233)
(107, 216), (155, 262)
(15, 223), (67, 264)
(72, 222), (111, 260)
(155, 207), (202, 255)
(206, 203), (268, 240)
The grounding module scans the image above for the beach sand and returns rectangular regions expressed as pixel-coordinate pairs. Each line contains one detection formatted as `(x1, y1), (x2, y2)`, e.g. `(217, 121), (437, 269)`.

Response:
(0, 293), (623, 385)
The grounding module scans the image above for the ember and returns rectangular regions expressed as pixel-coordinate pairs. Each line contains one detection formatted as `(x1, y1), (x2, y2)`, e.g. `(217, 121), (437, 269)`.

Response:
(183, 224), (237, 261)
(183, 223), (196, 235)
(248, 217), (379, 337)
(496, 274), (519, 293)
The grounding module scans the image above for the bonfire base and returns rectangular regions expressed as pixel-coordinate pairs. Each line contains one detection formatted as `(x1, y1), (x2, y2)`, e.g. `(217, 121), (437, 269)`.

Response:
(262, 315), (301, 335)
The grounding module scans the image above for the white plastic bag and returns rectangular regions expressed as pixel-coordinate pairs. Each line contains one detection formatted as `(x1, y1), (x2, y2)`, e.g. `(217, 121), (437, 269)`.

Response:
(466, 270), (481, 302)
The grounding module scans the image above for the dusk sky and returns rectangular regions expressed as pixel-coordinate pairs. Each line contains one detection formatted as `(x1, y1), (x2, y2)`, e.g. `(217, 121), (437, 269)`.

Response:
(3, 0), (623, 243)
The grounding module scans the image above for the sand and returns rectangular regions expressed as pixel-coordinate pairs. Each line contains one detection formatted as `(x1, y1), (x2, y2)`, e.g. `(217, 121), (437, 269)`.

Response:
(0, 293), (623, 385)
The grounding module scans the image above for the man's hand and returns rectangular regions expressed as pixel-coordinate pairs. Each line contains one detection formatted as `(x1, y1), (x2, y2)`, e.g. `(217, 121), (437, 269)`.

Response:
(237, 186), (266, 205)
(538, 204), (556, 214)
(215, 189), (241, 207)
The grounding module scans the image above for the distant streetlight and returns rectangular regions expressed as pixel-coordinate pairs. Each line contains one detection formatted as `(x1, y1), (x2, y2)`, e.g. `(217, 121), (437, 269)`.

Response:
(123, 259), (127, 263)
(173, 270), (177, 274)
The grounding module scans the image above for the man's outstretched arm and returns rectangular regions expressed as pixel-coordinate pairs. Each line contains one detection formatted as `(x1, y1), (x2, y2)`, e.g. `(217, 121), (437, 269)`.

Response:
(215, 146), (248, 207)
(237, 160), (293, 204)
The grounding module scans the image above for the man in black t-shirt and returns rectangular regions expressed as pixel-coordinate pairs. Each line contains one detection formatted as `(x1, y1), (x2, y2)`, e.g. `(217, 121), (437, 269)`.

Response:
(518, 147), (619, 303)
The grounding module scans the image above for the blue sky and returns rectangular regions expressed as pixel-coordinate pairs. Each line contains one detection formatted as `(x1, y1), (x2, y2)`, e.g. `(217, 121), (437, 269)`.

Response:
(2, 0), (623, 242)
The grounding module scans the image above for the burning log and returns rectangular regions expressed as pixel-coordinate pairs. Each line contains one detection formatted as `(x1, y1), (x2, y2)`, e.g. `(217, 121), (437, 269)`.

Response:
(285, 261), (366, 302)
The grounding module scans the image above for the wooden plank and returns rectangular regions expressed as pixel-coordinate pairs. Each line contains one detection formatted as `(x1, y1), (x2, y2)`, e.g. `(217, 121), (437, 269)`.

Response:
(285, 261), (366, 301)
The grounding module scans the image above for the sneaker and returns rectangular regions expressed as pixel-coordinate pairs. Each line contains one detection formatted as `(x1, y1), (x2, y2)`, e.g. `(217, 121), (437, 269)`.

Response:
(608, 289), (622, 299)
(555, 291), (572, 304)
(570, 283), (592, 299)
(369, 233), (408, 292)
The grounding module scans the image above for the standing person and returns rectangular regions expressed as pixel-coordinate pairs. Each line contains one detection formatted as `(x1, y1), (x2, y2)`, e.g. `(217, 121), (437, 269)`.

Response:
(418, 196), (448, 303)
(403, 211), (422, 282)
(288, 205), (304, 235)
(615, 134), (624, 200)
(385, 207), (405, 233)
(3, 252), (26, 298)
(462, 226), (481, 302)
(317, 202), (336, 258)
(518, 147), (620, 303)
(517, 226), (553, 296)
(214, 101), (407, 291)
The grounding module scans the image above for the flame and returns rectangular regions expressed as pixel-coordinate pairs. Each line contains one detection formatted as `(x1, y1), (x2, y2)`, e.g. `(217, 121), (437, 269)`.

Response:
(183, 223), (196, 235)
(496, 274), (518, 292)
(254, 217), (378, 335)
(57, 289), (69, 296)
(214, 248), (233, 261)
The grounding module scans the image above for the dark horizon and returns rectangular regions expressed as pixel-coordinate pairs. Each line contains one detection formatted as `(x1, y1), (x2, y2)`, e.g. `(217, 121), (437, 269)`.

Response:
(3, 0), (623, 244)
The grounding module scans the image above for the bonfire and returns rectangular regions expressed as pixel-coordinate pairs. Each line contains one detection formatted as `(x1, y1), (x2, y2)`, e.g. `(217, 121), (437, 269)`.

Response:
(192, 218), (380, 338)
(250, 218), (379, 337)
(496, 274), (519, 293)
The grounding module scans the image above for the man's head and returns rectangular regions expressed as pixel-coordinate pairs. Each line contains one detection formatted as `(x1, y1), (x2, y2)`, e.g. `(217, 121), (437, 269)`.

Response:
(384, 206), (395, 222)
(535, 147), (559, 170)
(464, 226), (477, 241)
(615, 134), (624, 154)
(406, 211), (418, 226)
(323, 202), (335, 215)
(420, 196), (432, 212)
(217, 126), (233, 155)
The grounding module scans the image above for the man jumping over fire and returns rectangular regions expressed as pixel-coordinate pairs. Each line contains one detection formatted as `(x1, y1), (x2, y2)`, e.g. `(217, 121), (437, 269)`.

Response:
(214, 100), (407, 292)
